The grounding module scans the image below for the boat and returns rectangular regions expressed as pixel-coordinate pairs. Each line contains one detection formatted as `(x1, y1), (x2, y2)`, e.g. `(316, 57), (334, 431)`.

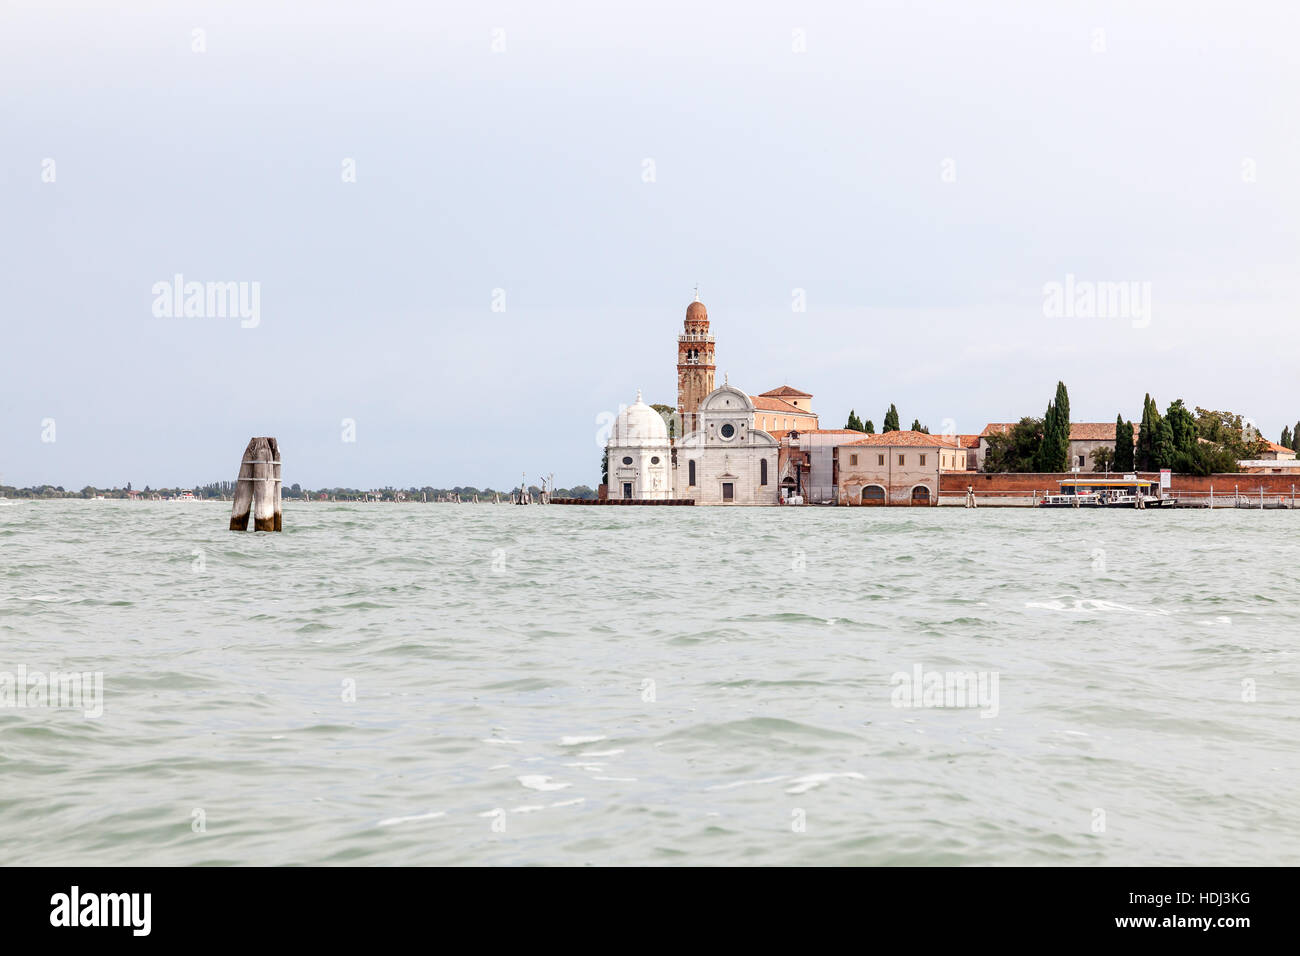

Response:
(1040, 475), (1174, 509)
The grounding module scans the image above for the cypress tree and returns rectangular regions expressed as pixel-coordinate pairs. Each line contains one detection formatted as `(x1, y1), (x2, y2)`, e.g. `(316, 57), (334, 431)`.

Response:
(883, 404), (900, 432)
(864, 420), (875, 434)
(1035, 399), (1058, 471)
(845, 410), (865, 432)
(1136, 394), (1156, 470)
(1054, 381), (1071, 463)
(1292, 421), (1300, 453)
(1281, 426), (1292, 450)
(1113, 415), (1135, 472)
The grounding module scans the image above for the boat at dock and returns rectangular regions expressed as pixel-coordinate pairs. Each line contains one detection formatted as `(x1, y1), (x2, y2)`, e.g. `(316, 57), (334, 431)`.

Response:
(1039, 476), (1174, 509)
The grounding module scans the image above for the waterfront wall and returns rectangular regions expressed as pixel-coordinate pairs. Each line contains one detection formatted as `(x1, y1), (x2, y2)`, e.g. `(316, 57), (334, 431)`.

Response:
(940, 472), (1300, 496)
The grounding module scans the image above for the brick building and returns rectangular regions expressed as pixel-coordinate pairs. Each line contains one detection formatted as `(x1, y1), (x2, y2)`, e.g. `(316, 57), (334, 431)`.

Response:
(835, 431), (969, 505)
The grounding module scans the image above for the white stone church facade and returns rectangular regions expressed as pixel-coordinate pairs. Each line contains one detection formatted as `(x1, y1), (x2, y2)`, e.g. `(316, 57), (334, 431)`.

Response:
(605, 297), (783, 506)
(673, 385), (777, 504)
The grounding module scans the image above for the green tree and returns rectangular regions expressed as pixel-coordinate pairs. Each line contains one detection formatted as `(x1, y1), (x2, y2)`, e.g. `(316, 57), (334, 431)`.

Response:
(863, 420), (875, 434)
(1281, 425), (1292, 450)
(1166, 399), (1196, 455)
(982, 417), (1044, 473)
(1033, 382), (1071, 472)
(1136, 394), (1163, 471)
(650, 403), (678, 440)
(1034, 400), (1056, 471)
(1113, 416), (1135, 472)
(909, 419), (930, 434)
(1292, 421), (1300, 453)
(845, 409), (866, 432)
(1154, 417), (1175, 469)
(1040, 382), (1071, 470)
(1091, 446), (1115, 473)
(883, 404), (900, 432)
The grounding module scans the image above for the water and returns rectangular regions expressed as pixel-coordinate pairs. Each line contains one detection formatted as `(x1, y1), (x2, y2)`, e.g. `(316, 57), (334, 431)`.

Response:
(2, 500), (1298, 866)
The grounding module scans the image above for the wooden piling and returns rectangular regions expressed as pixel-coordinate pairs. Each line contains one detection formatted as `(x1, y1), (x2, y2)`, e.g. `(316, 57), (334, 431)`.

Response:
(252, 438), (275, 531)
(270, 438), (282, 532)
(229, 437), (257, 531)
(229, 436), (282, 532)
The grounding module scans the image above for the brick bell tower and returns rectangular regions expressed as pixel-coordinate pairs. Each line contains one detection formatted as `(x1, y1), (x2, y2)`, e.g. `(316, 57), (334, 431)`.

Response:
(676, 288), (716, 437)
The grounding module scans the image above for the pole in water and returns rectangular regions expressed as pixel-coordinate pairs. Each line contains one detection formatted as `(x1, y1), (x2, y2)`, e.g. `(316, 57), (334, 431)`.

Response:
(229, 436), (282, 532)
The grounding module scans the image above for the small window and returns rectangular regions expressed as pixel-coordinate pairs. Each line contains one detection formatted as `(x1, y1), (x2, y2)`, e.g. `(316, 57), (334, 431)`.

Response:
(688, 460), (696, 486)
(920, 454), (927, 466)
(849, 454), (858, 466)
(898, 455), (905, 466)
(651, 456), (660, 465)
(760, 459), (768, 485)
(877, 455), (884, 466)
(622, 456), (633, 466)
(721, 423), (735, 439)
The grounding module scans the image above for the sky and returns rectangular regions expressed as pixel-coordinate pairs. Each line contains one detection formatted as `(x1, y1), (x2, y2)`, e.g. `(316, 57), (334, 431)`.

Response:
(2, 0), (1297, 490)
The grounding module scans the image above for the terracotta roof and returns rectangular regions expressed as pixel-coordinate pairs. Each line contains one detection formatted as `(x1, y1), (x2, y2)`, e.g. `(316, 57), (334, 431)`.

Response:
(1264, 440), (1295, 454)
(979, 422), (1120, 440)
(840, 430), (965, 448)
(787, 428), (870, 436)
(957, 434), (981, 448)
(1068, 423), (1118, 441)
(750, 395), (817, 416)
(979, 423), (1018, 437)
(759, 385), (813, 399)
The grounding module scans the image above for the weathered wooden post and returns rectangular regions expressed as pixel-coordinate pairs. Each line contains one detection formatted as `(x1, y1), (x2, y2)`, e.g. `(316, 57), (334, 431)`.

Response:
(270, 438), (282, 531)
(229, 436), (281, 532)
(229, 437), (257, 531)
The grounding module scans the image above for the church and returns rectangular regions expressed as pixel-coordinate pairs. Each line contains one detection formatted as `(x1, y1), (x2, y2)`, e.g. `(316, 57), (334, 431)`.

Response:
(605, 295), (818, 505)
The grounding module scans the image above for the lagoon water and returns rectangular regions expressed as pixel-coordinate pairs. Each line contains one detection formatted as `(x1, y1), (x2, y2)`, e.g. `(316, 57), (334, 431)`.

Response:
(2, 499), (1298, 866)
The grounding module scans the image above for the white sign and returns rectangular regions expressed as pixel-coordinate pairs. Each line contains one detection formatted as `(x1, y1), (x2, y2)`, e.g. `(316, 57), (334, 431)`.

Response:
(1160, 468), (1171, 489)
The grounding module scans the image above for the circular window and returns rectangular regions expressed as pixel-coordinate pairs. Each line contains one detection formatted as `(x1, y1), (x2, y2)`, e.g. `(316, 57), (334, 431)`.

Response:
(650, 456), (660, 465)
(720, 424), (735, 439)
(622, 456), (633, 465)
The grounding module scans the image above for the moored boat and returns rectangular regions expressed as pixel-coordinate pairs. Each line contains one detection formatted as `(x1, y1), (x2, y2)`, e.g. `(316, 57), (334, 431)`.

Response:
(1040, 475), (1173, 509)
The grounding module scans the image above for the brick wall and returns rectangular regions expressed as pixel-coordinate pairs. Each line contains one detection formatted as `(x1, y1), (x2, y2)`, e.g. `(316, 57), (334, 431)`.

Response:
(941, 472), (1300, 494)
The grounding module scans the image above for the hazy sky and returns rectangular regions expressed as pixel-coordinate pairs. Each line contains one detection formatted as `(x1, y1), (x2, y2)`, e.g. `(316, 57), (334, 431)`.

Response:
(2, 1), (1297, 489)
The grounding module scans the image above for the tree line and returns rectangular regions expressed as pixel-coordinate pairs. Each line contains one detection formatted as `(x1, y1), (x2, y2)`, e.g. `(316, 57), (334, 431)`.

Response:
(982, 382), (1262, 475)
(844, 404), (928, 434)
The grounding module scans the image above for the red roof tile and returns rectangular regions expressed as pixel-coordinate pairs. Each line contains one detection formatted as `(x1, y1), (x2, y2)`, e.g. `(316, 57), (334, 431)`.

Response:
(840, 430), (965, 448)
(750, 395), (818, 416)
(758, 385), (813, 398)
(980, 422), (1120, 441)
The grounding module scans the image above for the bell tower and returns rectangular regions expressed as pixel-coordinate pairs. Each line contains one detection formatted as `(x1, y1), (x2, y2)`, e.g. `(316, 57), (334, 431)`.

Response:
(677, 289), (715, 437)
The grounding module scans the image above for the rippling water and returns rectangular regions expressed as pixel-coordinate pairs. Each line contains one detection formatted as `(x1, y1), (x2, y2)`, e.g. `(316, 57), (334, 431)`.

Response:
(2, 499), (1298, 865)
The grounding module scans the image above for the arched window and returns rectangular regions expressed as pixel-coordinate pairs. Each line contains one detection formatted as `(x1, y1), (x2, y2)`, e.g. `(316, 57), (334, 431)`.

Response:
(760, 459), (768, 485)
(861, 485), (886, 505)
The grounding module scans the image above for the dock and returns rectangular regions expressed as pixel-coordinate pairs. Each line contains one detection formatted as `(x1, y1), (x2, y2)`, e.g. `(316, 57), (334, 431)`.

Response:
(550, 498), (696, 506)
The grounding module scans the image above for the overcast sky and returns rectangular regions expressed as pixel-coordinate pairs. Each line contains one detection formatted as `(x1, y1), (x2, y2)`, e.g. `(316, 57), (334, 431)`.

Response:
(2, 1), (1297, 489)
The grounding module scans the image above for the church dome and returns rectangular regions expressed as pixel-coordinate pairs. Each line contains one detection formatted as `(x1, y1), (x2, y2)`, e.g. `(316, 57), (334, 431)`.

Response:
(610, 391), (670, 447)
(685, 299), (708, 330)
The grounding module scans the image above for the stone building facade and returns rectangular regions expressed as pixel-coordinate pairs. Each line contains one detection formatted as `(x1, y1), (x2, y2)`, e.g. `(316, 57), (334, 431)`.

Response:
(606, 391), (674, 501)
(674, 385), (779, 505)
(834, 431), (966, 505)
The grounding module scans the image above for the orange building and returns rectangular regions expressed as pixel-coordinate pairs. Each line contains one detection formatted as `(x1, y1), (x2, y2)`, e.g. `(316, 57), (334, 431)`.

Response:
(751, 385), (819, 436)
